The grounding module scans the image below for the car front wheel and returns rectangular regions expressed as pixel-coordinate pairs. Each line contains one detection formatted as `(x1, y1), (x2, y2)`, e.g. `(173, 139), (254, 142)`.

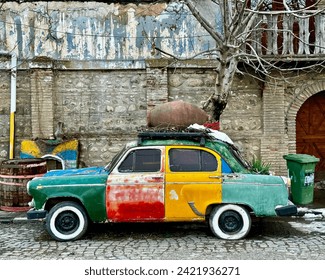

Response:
(46, 201), (88, 241)
(209, 204), (251, 240)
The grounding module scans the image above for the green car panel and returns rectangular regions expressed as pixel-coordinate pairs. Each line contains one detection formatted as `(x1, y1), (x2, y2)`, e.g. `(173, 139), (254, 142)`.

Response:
(222, 174), (288, 216)
(28, 173), (108, 222)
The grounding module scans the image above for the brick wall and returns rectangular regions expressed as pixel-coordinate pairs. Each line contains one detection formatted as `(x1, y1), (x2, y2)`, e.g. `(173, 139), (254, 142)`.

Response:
(260, 78), (288, 175)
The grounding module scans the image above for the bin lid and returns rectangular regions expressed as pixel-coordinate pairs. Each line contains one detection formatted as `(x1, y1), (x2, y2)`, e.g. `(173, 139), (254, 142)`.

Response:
(283, 154), (320, 163)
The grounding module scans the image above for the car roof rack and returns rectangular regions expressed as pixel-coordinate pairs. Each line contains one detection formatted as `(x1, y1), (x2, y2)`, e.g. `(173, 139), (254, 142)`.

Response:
(137, 131), (208, 147)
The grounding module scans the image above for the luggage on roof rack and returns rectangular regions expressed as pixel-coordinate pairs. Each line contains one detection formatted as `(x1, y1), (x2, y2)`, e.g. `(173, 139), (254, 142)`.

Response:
(137, 131), (208, 146)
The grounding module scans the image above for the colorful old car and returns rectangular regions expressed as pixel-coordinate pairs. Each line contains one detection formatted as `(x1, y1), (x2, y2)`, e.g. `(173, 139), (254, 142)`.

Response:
(27, 131), (297, 241)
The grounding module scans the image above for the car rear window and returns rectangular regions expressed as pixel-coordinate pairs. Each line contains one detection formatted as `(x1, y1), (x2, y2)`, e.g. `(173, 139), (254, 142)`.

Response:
(169, 148), (217, 172)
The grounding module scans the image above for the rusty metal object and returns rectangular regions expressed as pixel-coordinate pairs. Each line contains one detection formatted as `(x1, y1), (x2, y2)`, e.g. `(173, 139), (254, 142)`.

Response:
(0, 159), (47, 211)
(147, 100), (209, 128)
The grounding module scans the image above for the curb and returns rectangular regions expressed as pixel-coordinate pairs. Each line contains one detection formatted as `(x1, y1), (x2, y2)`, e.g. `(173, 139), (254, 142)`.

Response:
(0, 211), (45, 224)
(13, 216), (29, 223)
(0, 211), (28, 223)
(0, 216), (42, 224)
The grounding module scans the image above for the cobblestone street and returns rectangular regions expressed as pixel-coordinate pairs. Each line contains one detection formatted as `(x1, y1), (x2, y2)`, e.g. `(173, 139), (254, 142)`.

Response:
(1, 189), (325, 261)
(1, 214), (325, 260)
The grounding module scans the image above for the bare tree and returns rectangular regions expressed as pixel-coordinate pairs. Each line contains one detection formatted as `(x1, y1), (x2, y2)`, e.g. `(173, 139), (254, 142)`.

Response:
(158, 0), (324, 120)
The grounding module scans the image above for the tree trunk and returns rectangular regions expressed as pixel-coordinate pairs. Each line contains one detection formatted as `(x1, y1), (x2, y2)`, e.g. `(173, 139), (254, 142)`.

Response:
(211, 52), (238, 121)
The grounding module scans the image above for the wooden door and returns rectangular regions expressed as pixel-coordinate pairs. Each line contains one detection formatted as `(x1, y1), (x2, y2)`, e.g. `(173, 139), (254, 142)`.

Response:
(296, 92), (325, 181)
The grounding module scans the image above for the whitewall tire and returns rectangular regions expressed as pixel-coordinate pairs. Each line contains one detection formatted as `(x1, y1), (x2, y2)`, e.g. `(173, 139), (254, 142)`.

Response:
(46, 201), (88, 241)
(209, 204), (251, 240)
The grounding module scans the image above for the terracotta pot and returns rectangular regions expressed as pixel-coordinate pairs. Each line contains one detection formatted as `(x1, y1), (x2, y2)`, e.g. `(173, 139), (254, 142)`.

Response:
(147, 100), (209, 128)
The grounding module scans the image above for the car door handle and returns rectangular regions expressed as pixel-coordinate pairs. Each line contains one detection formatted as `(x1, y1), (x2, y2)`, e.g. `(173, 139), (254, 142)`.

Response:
(209, 176), (222, 179)
(151, 176), (163, 180)
(223, 174), (238, 179)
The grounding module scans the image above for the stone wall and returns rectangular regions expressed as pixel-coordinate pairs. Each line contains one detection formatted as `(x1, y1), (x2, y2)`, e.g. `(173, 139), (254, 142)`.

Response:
(0, 63), (275, 169)
(221, 73), (263, 162)
(0, 69), (33, 159)
(30, 69), (54, 138)
(1, 61), (325, 174)
(0, 71), (10, 159)
(53, 69), (148, 166)
(168, 68), (215, 107)
(0, 65), (149, 166)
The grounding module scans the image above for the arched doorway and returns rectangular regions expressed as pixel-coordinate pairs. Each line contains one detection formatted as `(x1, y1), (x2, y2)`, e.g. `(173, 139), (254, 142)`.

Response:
(296, 91), (325, 182)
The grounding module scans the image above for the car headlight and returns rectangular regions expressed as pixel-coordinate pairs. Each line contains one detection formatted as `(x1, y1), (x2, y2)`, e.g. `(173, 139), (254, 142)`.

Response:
(28, 199), (35, 208)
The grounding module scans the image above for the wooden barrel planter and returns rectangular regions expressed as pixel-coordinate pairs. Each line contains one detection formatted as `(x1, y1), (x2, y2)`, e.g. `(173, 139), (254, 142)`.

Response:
(0, 158), (47, 212)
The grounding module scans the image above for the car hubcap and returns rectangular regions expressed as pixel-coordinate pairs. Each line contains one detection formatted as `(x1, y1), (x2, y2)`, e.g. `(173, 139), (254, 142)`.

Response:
(219, 210), (243, 234)
(55, 211), (79, 234)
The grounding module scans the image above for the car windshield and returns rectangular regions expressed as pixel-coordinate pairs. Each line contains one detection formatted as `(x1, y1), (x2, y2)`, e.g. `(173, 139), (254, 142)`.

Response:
(104, 147), (128, 172)
(228, 144), (251, 170)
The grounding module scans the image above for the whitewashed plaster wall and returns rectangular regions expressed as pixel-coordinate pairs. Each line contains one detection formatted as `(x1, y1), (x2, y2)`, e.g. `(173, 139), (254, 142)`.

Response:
(0, 1), (216, 62)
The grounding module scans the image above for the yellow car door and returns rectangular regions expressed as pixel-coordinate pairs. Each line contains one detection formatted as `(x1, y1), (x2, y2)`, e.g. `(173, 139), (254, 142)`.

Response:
(165, 146), (222, 221)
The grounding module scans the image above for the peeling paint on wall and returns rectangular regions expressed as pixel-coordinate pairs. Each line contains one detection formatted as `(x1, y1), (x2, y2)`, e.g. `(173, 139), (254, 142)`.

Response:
(0, 2), (215, 64)
(20, 139), (79, 169)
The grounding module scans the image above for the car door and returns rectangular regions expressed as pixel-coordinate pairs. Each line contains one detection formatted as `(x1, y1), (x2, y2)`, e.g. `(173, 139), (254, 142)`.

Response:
(106, 146), (165, 222)
(165, 146), (222, 221)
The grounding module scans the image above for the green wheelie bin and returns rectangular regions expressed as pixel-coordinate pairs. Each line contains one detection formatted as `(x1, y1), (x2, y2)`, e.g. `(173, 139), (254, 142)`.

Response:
(283, 154), (320, 205)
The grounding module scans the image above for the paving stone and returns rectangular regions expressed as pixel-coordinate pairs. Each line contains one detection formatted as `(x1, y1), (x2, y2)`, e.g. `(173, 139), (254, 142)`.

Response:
(0, 219), (325, 260)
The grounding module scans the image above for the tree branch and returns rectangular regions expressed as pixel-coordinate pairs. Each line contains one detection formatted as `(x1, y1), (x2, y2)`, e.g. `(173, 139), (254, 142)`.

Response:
(183, 0), (224, 46)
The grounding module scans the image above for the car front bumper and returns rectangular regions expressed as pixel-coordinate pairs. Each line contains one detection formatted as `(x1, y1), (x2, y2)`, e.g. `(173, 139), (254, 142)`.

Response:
(27, 208), (47, 220)
(275, 204), (298, 216)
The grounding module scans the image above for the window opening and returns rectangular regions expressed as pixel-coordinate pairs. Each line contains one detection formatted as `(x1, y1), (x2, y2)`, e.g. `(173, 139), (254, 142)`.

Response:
(118, 149), (161, 172)
(169, 149), (217, 172)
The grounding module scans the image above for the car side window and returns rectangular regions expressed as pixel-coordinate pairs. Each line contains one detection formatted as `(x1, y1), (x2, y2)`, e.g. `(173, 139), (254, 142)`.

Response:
(118, 149), (161, 172)
(169, 148), (217, 172)
(222, 158), (232, 173)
